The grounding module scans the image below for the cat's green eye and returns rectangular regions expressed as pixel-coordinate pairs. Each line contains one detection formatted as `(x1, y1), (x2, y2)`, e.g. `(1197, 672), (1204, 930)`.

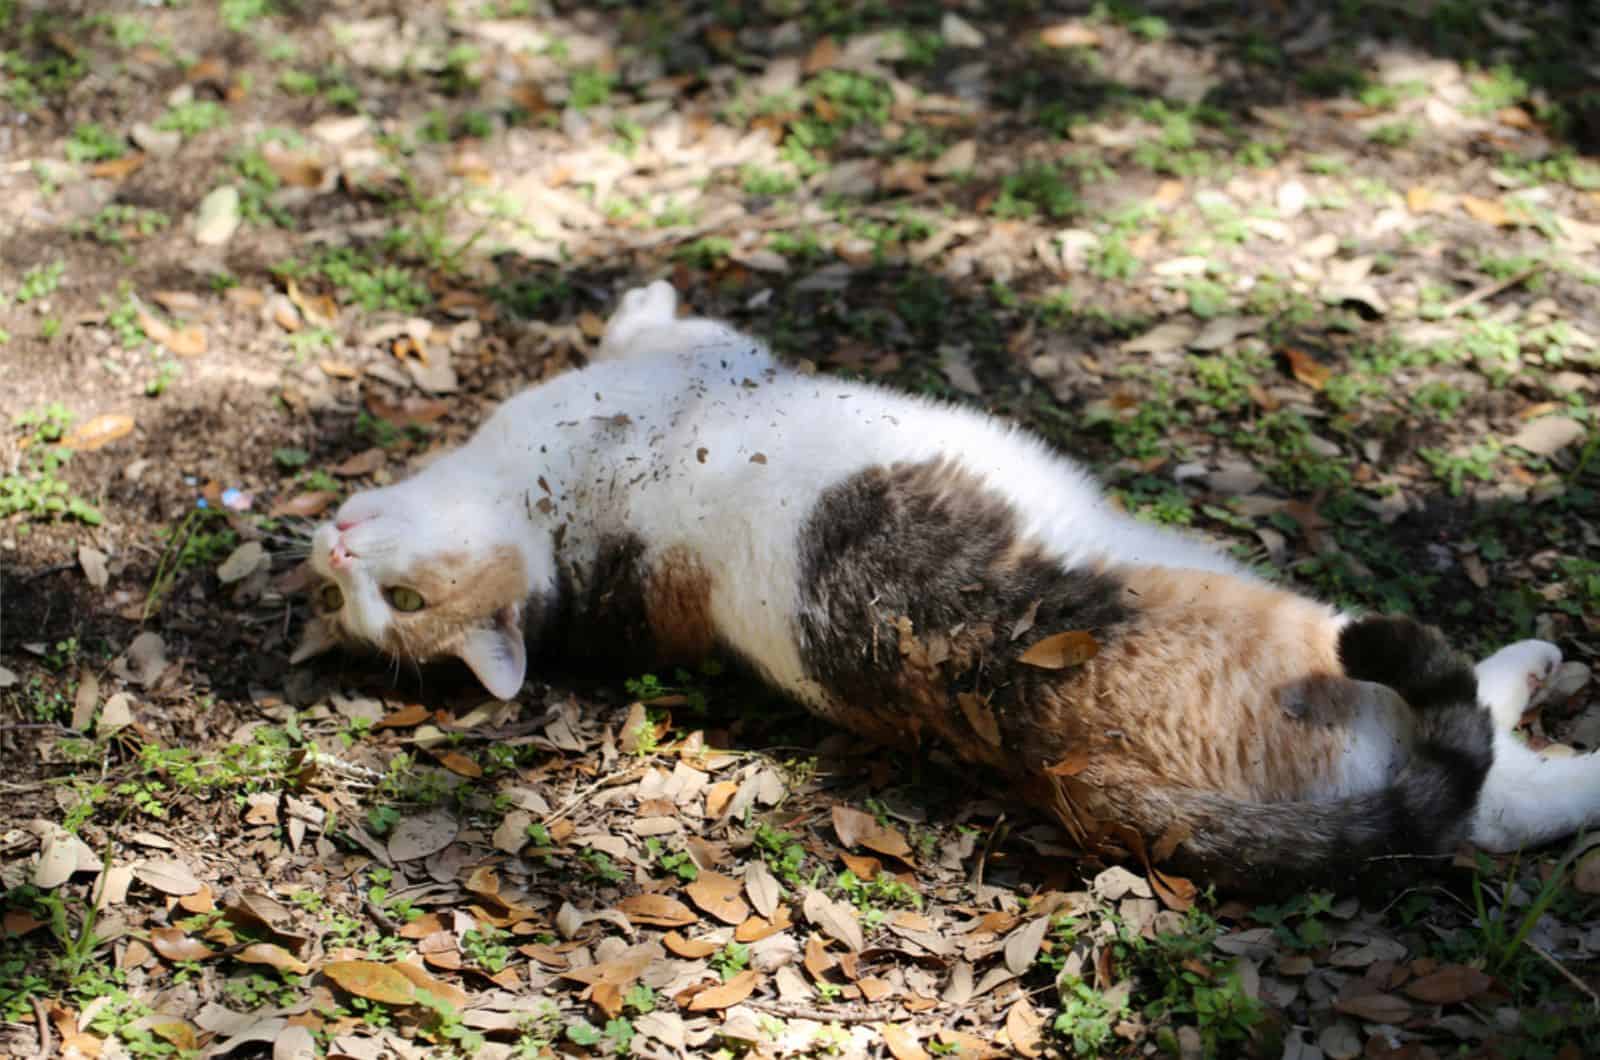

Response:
(318, 584), (343, 611)
(387, 586), (426, 612)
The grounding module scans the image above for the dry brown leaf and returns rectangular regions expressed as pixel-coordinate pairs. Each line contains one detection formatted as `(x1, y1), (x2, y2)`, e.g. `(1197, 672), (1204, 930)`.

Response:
(286, 278), (338, 326)
(269, 491), (339, 518)
(149, 1020), (197, 1052)
(164, 325), (207, 357)
(1575, 847), (1600, 894)
(804, 936), (835, 981)
(387, 809), (459, 862)
(840, 851), (882, 880)
(1004, 917), (1051, 976)
(332, 448), (386, 477)
(1405, 185), (1437, 214)
(418, 930), (463, 970)
(377, 704), (431, 730)
(399, 912), (446, 940)
(1460, 194), (1513, 227)
(744, 860), (781, 919)
(734, 906), (793, 943)
(3, 910), (47, 936)
(320, 359), (359, 379)
(433, 750), (482, 778)
(832, 806), (914, 861)
(322, 960), (417, 1005)
(687, 969), (759, 1011)
(1005, 996), (1045, 1058)
(1283, 347), (1331, 390)
(1149, 866), (1198, 912)
(90, 153), (145, 180)
(61, 413), (134, 451)
(463, 866), (500, 898)
(264, 150), (325, 188)
(149, 928), (218, 963)
(237, 943), (310, 975)
(364, 395), (452, 427)
(957, 691), (1002, 747)
(559, 943), (662, 987)
(1039, 21), (1101, 48)
(618, 894), (698, 928)
(1404, 964), (1492, 1004)
(663, 931), (722, 959)
(389, 960), (470, 1010)
(133, 860), (202, 896)
(705, 780), (738, 818)
(881, 1023), (930, 1060)
(618, 701), (652, 755)
(803, 889), (864, 952)
(1334, 991), (1412, 1024)
(803, 36), (839, 73)
(1017, 630), (1100, 669)
(686, 872), (750, 925)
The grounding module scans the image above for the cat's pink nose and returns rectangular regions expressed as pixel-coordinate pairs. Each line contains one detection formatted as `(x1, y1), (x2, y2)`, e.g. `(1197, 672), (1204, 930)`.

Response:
(328, 538), (353, 570)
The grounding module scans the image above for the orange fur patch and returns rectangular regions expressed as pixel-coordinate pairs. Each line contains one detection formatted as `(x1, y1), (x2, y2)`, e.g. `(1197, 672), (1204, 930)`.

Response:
(381, 546), (529, 659)
(644, 545), (716, 663)
(1042, 566), (1357, 804)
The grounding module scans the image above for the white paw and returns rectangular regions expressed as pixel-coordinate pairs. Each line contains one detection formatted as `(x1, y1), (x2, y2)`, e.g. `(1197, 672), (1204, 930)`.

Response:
(1475, 639), (1562, 730)
(596, 281), (679, 361)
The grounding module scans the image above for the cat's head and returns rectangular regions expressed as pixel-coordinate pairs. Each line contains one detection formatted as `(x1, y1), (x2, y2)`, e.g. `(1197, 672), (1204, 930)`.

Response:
(292, 474), (550, 699)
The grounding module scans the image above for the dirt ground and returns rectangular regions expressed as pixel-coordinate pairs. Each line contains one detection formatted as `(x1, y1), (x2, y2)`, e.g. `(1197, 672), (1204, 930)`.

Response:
(3, 2), (1599, 1058)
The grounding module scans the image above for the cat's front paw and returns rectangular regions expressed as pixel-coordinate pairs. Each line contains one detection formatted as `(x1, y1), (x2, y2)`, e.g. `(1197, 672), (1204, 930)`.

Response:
(596, 281), (680, 361)
(1475, 639), (1562, 730)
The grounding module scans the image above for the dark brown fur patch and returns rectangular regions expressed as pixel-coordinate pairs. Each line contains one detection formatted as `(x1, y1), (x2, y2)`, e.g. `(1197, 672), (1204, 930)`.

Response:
(795, 457), (1131, 769)
(644, 545), (716, 662)
(555, 534), (717, 669)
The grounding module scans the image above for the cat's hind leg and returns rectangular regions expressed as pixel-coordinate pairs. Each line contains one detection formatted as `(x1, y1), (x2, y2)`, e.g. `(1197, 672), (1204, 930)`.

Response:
(1471, 730), (1600, 851)
(1474, 639), (1562, 731)
(595, 281), (680, 362)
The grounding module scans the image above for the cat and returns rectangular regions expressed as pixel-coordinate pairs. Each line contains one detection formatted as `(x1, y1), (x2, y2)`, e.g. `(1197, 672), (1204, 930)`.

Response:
(294, 280), (1593, 890)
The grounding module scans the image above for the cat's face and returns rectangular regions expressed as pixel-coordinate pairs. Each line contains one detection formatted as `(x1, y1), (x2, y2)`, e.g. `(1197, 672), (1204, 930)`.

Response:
(293, 479), (541, 699)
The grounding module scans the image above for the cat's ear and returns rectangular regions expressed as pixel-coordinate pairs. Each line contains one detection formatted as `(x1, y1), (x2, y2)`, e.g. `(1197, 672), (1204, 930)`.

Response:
(457, 605), (526, 700)
(291, 616), (339, 664)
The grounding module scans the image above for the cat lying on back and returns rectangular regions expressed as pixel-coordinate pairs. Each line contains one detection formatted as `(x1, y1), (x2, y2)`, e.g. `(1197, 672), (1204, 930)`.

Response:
(296, 280), (1593, 889)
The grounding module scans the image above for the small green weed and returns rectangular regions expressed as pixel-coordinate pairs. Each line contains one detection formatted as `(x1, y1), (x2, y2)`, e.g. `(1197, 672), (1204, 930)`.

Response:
(644, 838), (699, 882)
(1, 404), (101, 524)
(753, 823), (809, 888)
(154, 99), (229, 138)
(15, 259), (65, 303)
(78, 204), (169, 246)
(991, 161), (1080, 221)
(64, 122), (126, 163)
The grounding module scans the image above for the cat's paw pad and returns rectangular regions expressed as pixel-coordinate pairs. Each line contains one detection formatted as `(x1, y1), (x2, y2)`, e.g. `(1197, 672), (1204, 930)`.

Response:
(1475, 639), (1563, 730)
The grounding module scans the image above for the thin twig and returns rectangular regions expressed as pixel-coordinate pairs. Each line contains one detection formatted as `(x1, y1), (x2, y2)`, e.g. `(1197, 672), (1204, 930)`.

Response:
(30, 994), (50, 1060)
(1525, 939), (1600, 1010)
(1441, 265), (1542, 317)
(539, 770), (639, 827)
(747, 1000), (902, 1024)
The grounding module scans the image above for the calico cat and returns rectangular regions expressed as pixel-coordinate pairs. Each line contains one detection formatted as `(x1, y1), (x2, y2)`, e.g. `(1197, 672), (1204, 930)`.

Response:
(295, 281), (1594, 889)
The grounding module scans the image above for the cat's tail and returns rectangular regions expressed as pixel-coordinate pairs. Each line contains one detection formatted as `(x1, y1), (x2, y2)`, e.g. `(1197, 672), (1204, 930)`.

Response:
(1141, 616), (1496, 890)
